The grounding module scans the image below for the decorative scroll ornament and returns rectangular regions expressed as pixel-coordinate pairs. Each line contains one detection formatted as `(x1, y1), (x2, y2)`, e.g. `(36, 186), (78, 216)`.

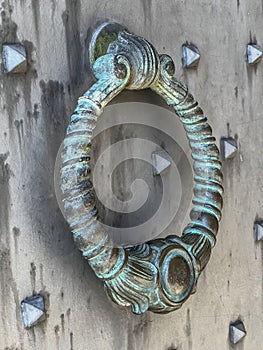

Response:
(60, 22), (223, 314)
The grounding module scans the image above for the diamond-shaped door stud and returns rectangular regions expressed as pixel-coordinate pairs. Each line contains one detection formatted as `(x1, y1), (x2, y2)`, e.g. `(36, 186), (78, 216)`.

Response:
(21, 294), (45, 328)
(229, 320), (246, 345)
(254, 221), (263, 241)
(152, 150), (171, 176)
(247, 44), (263, 65)
(2, 43), (27, 73)
(182, 44), (200, 68)
(220, 137), (238, 160)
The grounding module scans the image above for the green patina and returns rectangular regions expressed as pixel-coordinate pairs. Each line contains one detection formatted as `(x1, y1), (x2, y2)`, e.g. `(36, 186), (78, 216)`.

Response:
(93, 30), (118, 61)
(60, 24), (223, 315)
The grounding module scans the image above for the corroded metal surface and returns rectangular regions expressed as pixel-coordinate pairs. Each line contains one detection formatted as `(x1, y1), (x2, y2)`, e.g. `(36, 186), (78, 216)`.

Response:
(1, 1), (263, 349)
(60, 23), (223, 314)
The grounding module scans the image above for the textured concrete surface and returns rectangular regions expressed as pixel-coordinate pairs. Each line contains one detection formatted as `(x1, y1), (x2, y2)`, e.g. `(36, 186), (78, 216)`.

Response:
(0, 0), (263, 349)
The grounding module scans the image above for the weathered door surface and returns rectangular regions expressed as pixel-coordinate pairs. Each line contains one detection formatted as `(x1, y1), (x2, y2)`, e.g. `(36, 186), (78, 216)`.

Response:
(0, 1), (263, 349)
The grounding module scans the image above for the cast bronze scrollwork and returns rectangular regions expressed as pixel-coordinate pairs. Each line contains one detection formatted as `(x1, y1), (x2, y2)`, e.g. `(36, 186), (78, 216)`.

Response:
(60, 22), (223, 314)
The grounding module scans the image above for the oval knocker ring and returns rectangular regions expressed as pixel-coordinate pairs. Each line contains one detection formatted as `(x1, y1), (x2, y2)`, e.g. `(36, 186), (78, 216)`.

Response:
(60, 22), (223, 314)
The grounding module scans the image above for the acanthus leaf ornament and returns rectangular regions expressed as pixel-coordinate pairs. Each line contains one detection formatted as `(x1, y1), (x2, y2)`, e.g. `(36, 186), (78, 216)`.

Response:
(59, 22), (223, 314)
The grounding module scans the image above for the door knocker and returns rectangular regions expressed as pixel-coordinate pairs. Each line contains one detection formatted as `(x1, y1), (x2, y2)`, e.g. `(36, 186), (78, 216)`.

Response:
(59, 22), (223, 314)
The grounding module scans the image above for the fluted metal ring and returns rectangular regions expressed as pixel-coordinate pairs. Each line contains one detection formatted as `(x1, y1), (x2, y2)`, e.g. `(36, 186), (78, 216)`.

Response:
(60, 24), (223, 314)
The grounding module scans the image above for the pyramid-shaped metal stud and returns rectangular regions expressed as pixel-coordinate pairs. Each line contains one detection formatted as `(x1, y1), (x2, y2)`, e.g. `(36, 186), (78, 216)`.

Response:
(229, 320), (246, 345)
(21, 294), (45, 328)
(247, 44), (263, 65)
(182, 44), (200, 68)
(254, 221), (263, 241)
(152, 150), (171, 176)
(220, 137), (238, 160)
(2, 43), (27, 73)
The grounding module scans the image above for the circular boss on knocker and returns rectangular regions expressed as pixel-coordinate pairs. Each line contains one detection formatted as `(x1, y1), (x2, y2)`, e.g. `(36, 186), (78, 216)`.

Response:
(60, 22), (223, 314)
